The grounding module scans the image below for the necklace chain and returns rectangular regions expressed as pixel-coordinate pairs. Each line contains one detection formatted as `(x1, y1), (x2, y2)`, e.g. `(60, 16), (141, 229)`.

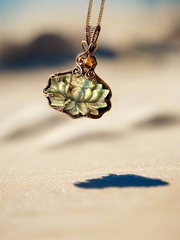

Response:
(86, 0), (106, 26)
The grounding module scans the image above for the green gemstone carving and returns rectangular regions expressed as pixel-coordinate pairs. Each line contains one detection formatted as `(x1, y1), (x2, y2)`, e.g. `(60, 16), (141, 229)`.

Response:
(45, 73), (109, 116)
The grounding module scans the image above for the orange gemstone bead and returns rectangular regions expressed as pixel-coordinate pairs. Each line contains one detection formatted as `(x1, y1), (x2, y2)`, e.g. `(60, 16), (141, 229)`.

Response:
(84, 56), (97, 68)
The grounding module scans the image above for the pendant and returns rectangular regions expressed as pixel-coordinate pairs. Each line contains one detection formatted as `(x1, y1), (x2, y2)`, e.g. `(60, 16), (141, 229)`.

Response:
(43, 26), (112, 119)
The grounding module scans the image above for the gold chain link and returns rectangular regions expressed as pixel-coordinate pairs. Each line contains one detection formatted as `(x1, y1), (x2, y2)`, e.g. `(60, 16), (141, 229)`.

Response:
(86, 0), (106, 26)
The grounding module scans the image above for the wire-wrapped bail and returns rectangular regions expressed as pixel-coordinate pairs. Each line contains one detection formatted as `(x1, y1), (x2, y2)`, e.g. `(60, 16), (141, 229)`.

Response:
(72, 25), (101, 79)
(84, 25), (101, 54)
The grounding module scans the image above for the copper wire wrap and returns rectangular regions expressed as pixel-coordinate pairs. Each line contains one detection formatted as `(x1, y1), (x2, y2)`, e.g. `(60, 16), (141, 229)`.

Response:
(73, 0), (105, 80)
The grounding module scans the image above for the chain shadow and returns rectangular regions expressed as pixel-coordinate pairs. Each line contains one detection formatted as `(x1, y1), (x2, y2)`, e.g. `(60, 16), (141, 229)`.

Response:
(74, 174), (169, 189)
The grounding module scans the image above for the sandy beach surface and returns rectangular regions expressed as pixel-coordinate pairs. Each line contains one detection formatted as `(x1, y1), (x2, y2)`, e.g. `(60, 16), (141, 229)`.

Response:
(0, 52), (180, 240)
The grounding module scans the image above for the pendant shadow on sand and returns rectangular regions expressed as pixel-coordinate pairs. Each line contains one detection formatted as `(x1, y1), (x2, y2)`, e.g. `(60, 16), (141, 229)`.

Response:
(74, 174), (169, 189)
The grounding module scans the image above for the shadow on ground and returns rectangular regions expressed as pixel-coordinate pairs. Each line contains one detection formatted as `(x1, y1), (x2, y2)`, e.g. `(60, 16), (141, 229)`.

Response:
(2, 115), (68, 141)
(74, 174), (169, 189)
(48, 131), (122, 150)
(47, 113), (180, 150)
(134, 113), (180, 129)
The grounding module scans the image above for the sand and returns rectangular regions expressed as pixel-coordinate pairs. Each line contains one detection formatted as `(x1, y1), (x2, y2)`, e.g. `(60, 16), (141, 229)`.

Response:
(0, 51), (180, 240)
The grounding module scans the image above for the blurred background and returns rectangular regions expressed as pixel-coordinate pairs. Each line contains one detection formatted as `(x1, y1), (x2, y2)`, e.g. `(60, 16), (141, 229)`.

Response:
(0, 1), (180, 240)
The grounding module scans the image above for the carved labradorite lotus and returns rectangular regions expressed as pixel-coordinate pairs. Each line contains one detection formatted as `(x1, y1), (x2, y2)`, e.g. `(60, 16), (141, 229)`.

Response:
(43, 72), (111, 119)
